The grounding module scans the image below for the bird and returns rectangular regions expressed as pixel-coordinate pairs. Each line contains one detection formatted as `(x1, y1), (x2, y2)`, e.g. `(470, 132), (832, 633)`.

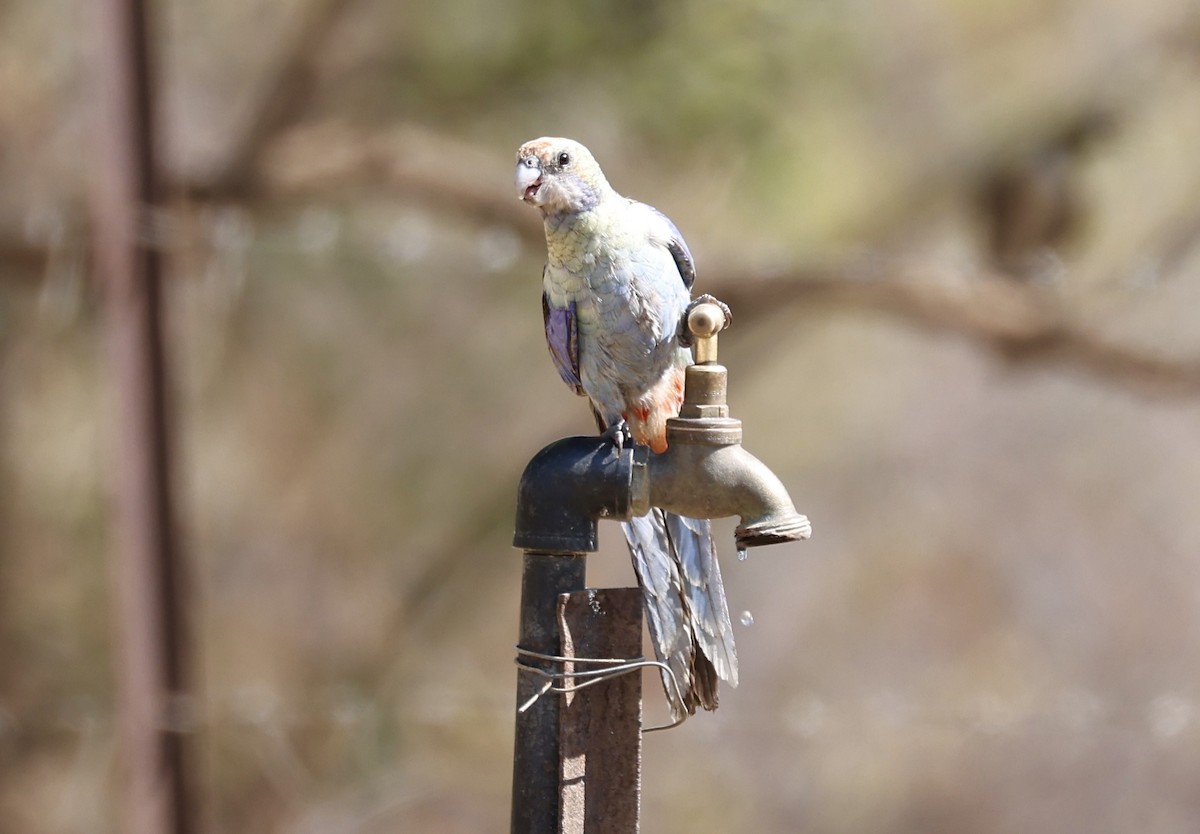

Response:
(515, 136), (737, 719)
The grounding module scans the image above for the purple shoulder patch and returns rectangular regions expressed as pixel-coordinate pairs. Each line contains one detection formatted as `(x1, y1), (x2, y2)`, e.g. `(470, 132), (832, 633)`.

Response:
(543, 297), (583, 394)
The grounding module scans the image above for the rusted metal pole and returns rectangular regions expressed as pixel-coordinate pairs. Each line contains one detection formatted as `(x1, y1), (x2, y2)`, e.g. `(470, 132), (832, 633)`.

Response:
(512, 436), (642, 833)
(512, 552), (586, 834)
(90, 0), (193, 832)
(558, 588), (643, 834)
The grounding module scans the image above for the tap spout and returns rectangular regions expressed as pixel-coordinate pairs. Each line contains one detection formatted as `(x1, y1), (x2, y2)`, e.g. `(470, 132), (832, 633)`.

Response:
(639, 427), (812, 549)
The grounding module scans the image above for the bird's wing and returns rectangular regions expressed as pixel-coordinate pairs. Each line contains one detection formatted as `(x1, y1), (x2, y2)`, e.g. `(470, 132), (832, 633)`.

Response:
(632, 201), (696, 290)
(542, 286), (583, 395)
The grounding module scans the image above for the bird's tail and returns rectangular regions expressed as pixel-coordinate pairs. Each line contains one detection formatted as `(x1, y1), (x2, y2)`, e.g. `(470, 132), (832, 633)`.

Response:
(623, 509), (738, 720)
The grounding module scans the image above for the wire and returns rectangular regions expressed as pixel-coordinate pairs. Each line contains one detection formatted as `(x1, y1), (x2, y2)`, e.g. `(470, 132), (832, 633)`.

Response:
(514, 645), (688, 733)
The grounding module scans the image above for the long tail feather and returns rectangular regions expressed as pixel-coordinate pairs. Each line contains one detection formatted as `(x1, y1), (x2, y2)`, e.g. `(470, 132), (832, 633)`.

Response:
(623, 509), (738, 719)
(665, 513), (739, 687)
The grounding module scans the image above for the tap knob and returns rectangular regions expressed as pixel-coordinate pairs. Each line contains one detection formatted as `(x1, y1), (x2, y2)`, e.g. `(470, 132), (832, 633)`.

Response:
(686, 297), (731, 365)
(677, 297), (734, 423)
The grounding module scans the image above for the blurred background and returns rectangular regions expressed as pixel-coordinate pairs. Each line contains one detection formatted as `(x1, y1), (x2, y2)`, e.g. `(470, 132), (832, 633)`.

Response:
(4, 0), (1200, 831)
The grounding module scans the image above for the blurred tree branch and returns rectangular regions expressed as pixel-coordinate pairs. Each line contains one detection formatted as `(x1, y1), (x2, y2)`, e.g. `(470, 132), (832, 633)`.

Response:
(4, 117), (1198, 399)
(260, 121), (539, 242)
(711, 261), (1200, 397)
(1, 0), (360, 277)
(1, 0), (1195, 400)
(255, 123), (1200, 397)
(181, 0), (361, 199)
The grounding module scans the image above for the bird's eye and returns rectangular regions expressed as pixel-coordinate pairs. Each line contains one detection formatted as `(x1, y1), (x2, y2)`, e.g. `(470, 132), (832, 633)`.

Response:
(557, 152), (571, 167)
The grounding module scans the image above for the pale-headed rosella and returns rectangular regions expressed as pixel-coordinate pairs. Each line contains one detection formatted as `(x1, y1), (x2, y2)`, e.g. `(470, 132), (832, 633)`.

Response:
(515, 137), (737, 718)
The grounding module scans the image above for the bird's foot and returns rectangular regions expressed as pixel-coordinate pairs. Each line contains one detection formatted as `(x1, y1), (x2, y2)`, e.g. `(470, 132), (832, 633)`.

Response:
(678, 294), (732, 347)
(601, 420), (634, 452)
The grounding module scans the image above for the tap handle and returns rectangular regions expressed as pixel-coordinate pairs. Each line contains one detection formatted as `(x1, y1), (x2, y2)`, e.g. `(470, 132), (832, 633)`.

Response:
(686, 296), (731, 364)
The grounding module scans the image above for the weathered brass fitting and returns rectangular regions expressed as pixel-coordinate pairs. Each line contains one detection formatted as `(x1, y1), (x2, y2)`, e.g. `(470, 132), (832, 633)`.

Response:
(631, 301), (812, 548)
(514, 299), (810, 554)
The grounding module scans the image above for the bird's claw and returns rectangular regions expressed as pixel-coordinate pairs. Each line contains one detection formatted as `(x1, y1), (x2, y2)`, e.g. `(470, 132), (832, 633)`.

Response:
(678, 294), (733, 347)
(602, 420), (633, 452)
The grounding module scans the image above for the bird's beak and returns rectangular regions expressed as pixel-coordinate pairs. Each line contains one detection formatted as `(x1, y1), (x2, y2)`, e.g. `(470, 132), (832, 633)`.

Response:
(515, 156), (542, 203)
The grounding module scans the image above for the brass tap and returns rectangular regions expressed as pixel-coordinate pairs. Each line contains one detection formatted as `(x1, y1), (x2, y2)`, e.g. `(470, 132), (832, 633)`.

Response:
(630, 298), (812, 549)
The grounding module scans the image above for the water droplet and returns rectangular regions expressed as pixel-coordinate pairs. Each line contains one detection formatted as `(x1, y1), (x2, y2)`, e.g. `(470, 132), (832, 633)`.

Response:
(740, 610), (754, 627)
(737, 548), (748, 561)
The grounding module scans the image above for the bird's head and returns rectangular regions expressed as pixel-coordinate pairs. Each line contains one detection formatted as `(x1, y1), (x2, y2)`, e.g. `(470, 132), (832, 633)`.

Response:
(515, 137), (612, 215)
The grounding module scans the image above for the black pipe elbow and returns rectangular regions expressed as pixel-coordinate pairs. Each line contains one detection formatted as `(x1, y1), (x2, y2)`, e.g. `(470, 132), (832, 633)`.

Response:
(513, 436), (640, 553)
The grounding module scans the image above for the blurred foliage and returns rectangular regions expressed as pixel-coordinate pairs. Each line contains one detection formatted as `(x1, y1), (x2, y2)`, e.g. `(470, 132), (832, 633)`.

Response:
(3, 0), (1200, 831)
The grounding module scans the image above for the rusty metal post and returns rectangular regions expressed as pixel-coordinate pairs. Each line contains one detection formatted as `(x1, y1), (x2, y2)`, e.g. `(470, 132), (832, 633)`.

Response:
(90, 0), (194, 833)
(512, 437), (641, 833)
(512, 552), (587, 834)
(558, 588), (643, 834)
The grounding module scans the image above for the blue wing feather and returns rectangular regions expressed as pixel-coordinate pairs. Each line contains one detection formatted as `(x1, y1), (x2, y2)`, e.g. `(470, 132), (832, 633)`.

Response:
(543, 291), (583, 394)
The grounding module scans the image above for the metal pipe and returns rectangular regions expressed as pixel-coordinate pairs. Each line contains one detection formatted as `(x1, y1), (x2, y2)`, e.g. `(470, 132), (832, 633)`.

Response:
(513, 436), (645, 553)
(91, 1), (193, 832)
(512, 435), (641, 832)
(511, 552), (586, 834)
